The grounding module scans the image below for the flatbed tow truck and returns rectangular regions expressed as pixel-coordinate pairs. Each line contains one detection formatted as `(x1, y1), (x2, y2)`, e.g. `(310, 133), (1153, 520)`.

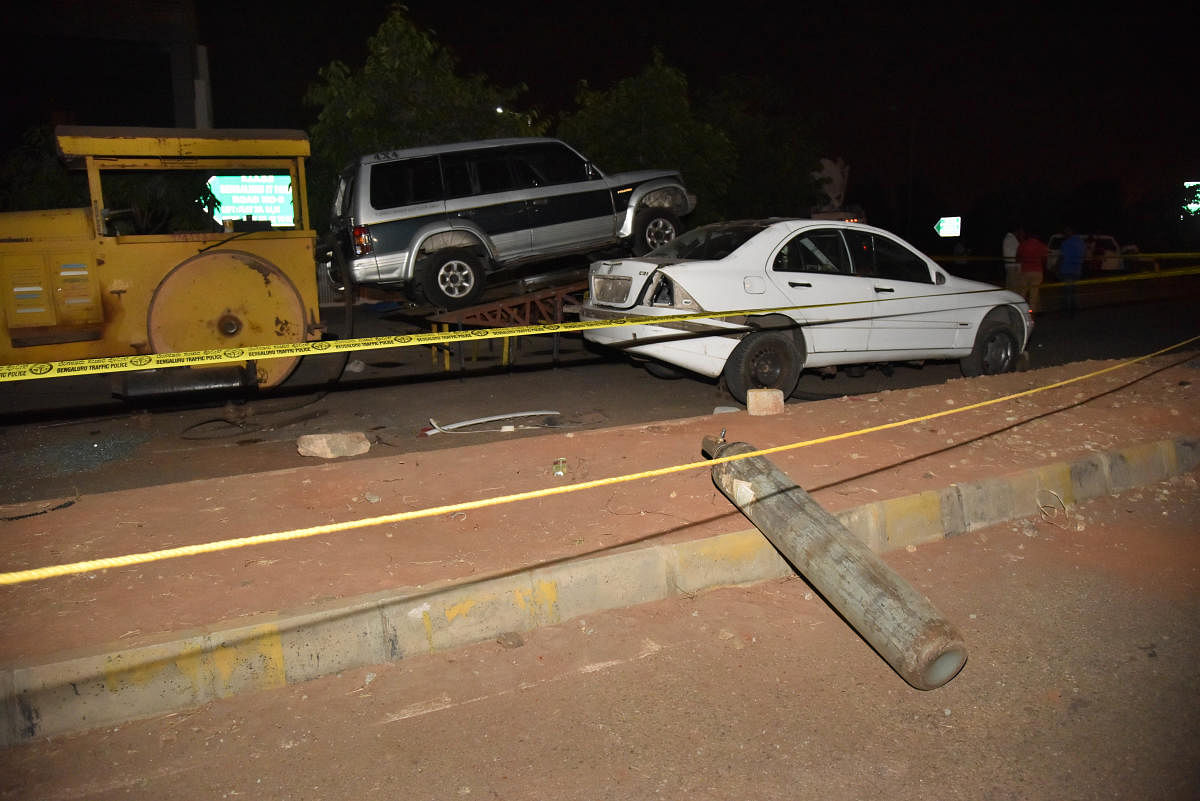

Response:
(0, 126), (599, 402)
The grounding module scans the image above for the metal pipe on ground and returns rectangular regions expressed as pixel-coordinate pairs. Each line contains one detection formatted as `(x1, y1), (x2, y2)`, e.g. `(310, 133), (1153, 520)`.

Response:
(702, 436), (967, 690)
(115, 365), (255, 399)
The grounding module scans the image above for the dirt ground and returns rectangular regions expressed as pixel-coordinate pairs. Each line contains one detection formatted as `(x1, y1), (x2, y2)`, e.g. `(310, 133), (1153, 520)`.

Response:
(0, 350), (1196, 666)
(1, 475), (1197, 800)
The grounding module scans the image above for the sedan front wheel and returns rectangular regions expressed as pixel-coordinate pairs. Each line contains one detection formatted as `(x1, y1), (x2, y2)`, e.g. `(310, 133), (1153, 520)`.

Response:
(723, 331), (803, 405)
(960, 321), (1018, 377)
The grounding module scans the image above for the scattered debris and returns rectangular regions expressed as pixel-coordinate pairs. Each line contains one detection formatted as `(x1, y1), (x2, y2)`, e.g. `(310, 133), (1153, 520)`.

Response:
(420, 410), (560, 436)
(1036, 489), (1071, 530)
(1, 496), (79, 522)
(496, 632), (524, 649)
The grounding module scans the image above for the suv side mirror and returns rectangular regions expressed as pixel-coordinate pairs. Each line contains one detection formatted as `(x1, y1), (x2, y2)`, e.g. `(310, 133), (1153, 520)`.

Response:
(585, 163), (602, 180)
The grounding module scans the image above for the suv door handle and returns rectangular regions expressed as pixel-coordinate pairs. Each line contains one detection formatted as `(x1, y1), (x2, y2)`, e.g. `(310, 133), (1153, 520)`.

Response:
(874, 286), (895, 293)
(455, 209), (475, 218)
(788, 281), (812, 288)
(530, 198), (549, 206)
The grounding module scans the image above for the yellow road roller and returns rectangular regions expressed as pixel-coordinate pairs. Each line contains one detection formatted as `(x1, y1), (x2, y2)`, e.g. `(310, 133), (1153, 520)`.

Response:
(0, 126), (324, 394)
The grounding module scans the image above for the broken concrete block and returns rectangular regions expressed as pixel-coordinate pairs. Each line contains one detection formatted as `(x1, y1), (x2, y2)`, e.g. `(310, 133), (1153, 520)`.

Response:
(746, 388), (785, 416)
(296, 432), (371, 459)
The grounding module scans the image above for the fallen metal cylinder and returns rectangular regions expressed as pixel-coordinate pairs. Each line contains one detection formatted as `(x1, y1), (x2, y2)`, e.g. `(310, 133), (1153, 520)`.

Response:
(115, 365), (255, 399)
(704, 437), (967, 690)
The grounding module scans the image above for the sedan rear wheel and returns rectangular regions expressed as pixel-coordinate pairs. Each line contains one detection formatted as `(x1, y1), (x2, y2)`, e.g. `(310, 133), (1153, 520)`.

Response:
(723, 331), (803, 405)
(960, 321), (1018, 377)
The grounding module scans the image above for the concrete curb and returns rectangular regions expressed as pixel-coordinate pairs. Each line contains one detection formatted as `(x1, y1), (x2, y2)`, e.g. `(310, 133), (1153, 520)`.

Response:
(3, 436), (1197, 745)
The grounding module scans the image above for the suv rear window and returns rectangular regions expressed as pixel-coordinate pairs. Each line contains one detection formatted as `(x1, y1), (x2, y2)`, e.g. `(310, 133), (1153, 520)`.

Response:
(370, 156), (443, 210)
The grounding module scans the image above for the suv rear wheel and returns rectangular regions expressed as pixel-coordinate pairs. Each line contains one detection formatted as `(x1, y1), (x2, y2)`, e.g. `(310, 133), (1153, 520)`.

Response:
(632, 209), (681, 256)
(419, 249), (485, 309)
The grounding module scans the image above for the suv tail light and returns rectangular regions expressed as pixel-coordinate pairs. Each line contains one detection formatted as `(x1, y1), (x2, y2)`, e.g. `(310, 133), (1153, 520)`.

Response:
(352, 225), (372, 257)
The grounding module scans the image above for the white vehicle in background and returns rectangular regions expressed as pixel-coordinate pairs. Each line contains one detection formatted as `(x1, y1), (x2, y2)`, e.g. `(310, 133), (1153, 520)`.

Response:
(580, 219), (1033, 404)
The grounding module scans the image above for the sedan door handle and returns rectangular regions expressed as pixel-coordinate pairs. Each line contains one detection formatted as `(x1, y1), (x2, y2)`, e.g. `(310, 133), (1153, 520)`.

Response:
(788, 281), (812, 288)
(874, 286), (895, 293)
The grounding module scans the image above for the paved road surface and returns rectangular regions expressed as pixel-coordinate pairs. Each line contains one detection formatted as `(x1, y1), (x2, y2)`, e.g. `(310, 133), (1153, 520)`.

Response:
(2, 476), (1196, 800)
(1, 291), (1197, 505)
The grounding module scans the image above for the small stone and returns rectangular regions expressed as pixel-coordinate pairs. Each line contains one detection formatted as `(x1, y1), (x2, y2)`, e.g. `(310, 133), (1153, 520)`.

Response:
(746, 388), (785, 416)
(296, 432), (371, 459)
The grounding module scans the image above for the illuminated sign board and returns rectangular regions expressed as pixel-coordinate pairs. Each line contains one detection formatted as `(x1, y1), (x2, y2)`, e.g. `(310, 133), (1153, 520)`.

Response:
(1185, 181), (1199, 216)
(206, 174), (295, 227)
(933, 216), (962, 237)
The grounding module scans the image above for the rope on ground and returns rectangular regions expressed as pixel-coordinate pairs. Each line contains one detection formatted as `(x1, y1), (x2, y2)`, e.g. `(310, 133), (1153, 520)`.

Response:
(1, 334), (1197, 586)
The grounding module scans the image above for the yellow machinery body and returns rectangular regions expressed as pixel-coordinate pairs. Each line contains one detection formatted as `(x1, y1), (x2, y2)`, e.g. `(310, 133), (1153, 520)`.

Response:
(0, 126), (323, 389)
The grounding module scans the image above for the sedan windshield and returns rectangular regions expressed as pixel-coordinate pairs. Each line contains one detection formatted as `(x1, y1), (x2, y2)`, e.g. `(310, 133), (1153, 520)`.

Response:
(649, 222), (770, 260)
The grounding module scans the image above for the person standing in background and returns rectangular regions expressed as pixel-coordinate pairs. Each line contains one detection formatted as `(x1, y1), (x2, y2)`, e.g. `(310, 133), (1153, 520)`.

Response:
(1058, 226), (1085, 316)
(1002, 227), (1020, 291)
(1015, 228), (1048, 312)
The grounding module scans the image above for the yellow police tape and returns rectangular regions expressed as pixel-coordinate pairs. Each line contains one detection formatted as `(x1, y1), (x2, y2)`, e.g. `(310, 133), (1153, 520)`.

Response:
(0, 293), (963, 382)
(1, 333), (1196, 586)
(2, 265), (1198, 384)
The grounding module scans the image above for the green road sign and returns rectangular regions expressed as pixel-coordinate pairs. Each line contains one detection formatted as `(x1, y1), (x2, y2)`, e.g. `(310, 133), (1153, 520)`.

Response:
(206, 174), (295, 228)
(934, 216), (962, 237)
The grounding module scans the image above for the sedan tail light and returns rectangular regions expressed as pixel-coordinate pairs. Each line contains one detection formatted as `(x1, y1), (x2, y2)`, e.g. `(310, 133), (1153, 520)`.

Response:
(646, 273), (701, 311)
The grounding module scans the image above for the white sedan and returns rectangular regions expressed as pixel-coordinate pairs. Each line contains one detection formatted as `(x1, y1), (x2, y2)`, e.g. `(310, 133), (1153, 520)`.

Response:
(580, 219), (1033, 403)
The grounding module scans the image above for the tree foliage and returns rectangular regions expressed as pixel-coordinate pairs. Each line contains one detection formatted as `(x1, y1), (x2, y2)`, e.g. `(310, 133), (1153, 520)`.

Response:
(304, 5), (545, 228)
(697, 76), (825, 220)
(556, 53), (735, 223)
(0, 126), (86, 212)
(0, 126), (222, 232)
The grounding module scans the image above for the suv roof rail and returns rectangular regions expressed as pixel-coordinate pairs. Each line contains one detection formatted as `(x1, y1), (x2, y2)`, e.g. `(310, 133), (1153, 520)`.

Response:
(360, 137), (564, 165)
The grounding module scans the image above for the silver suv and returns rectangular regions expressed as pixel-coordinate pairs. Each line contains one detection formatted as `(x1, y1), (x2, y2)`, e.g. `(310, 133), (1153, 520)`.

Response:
(326, 138), (695, 308)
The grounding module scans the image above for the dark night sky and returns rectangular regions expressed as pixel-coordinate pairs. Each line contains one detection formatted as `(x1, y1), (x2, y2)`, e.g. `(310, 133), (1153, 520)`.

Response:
(5, 2), (1197, 221)
(201, 1), (1200, 210)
